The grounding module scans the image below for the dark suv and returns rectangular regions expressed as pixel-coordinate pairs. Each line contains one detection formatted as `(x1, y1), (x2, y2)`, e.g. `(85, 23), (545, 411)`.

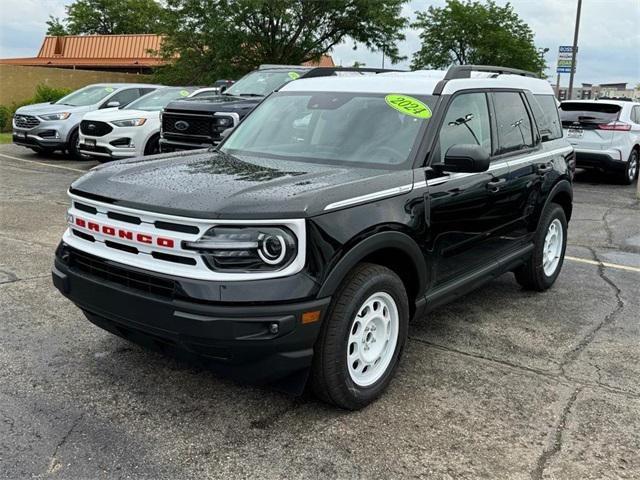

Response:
(159, 64), (394, 152)
(53, 65), (574, 410)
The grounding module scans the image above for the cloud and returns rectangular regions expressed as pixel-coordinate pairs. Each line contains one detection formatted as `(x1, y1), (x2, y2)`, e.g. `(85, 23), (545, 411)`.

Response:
(332, 0), (640, 86)
(1, 0), (638, 85)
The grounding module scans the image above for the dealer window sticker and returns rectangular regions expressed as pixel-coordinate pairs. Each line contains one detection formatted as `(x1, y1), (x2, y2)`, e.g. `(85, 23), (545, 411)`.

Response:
(385, 94), (432, 119)
(179, 89), (189, 96)
(288, 71), (301, 80)
(105, 86), (114, 93)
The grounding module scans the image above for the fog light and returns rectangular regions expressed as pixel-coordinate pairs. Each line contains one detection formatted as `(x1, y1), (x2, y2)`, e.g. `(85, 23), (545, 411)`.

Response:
(269, 323), (279, 334)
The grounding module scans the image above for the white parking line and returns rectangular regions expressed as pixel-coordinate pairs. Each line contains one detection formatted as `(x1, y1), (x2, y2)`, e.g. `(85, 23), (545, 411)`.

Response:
(0, 152), (87, 173)
(566, 255), (640, 273)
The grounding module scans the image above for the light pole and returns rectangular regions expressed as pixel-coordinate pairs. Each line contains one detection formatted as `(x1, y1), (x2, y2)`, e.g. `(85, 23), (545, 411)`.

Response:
(537, 47), (549, 77)
(568, 0), (583, 99)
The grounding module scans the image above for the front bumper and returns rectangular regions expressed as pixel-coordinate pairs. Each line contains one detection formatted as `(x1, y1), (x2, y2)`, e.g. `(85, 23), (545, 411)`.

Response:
(13, 131), (68, 150)
(79, 141), (137, 160)
(52, 243), (329, 386)
(574, 148), (626, 171)
(160, 137), (215, 152)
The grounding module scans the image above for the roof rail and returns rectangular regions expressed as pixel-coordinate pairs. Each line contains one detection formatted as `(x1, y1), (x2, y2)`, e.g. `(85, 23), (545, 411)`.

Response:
(433, 64), (539, 95)
(302, 66), (405, 78)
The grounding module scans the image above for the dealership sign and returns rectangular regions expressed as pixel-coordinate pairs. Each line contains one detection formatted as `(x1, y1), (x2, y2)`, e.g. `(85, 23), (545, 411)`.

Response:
(557, 46), (578, 74)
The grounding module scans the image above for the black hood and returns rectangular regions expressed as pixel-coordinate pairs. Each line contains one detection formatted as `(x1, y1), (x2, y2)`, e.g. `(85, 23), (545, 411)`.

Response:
(70, 150), (413, 219)
(164, 95), (261, 115)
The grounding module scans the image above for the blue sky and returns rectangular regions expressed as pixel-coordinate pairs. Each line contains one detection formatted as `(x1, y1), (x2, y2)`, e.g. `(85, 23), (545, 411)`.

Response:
(1, 0), (638, 87)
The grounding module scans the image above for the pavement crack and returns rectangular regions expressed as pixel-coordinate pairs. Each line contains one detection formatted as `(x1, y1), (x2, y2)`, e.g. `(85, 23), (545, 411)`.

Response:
(408, 337), (560, 379)
(530, 387), (582, 480)
(601, 207), (616, 247)
(559, 248), (625, 374)
(0, 273), (50, 286)
(47, 413), (84, 474)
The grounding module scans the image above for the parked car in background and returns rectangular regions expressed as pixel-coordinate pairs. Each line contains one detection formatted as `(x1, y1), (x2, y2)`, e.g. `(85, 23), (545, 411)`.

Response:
(159, 65), (396, 152)
(79, 86), (206, 162)
(12, 83), (162, 158)
(54, 65), (573, 409)
(560, 99), (640, 184)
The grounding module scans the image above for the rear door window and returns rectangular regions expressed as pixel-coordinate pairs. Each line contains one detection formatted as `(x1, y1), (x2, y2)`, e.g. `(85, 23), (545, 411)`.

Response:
(532, 94), (562, 141)
(559, 102), (621, 129)
(493, 92), (534, 155)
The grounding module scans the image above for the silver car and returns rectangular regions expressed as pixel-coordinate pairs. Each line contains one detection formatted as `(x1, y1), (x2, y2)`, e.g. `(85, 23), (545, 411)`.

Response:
(12, 83), (162, 158)
(560, 100), (640, 184)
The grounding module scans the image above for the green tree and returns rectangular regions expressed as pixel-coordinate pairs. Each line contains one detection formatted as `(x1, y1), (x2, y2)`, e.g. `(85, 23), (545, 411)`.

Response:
(155, 0), (409, 85)
(46, 0), (165, 35)
(411, 0), (544, 74)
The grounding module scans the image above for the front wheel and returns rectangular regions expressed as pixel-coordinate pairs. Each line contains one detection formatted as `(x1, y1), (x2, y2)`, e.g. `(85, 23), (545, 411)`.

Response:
(620, 149), (638, 185)
(144, 134), (160, 156)
(66, 129), (81, 160)
(514, 204), (567, 291)
(311, 263), (409, 410)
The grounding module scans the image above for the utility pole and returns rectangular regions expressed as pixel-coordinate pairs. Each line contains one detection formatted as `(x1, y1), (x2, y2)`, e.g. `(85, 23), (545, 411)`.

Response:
(381, 45), (385, 69)
(568, 0), (583, 99)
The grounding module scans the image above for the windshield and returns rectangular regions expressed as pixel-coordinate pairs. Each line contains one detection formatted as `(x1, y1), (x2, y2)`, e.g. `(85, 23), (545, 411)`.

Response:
(221, 92), (432, 168)
(126, 87), (195, 111)
(55, 85), (116, 106)
(224, 70), (304, 97)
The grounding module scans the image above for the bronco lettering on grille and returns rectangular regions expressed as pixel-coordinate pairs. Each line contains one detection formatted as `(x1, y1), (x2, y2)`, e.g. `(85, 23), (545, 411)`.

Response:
(74, 217), (175, 248)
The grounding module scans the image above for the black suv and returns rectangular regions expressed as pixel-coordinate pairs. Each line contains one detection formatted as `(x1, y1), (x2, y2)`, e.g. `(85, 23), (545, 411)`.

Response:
(53, 65), (574, 410)
(159, 64), (394, 152)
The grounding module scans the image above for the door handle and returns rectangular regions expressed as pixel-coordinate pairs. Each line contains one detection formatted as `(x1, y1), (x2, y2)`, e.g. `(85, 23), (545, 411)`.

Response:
(536, 162), (553, 174)
(486, 177), (507, 193)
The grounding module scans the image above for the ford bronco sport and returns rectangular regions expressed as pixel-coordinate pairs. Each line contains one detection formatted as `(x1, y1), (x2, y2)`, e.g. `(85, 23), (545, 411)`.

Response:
(53, 65), (574, 410)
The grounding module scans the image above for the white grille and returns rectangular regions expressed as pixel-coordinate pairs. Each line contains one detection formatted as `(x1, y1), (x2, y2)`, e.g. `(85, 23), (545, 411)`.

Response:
(64, 191), (306, 281)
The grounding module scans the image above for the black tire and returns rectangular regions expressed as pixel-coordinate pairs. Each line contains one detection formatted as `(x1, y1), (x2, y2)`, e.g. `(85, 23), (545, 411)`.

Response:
(311, 263), (409, 410)
(66, 129), (81, 160)
(144, 134), (160, 156)
(514, 203), (567, 291)
(620, 149), (638, 185)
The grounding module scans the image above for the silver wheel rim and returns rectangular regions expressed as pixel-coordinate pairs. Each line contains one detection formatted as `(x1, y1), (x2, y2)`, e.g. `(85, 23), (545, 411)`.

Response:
(347, 292), (399, 387)
(542, 218), (563, 276)
(629, 155), (637, 181)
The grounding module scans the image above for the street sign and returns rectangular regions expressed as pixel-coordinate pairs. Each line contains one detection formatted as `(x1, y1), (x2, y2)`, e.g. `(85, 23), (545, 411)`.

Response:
(557, 45), (578, 74)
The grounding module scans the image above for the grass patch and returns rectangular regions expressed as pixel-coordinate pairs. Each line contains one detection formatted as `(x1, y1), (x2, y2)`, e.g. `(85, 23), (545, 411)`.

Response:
(0, 132), (12, 144)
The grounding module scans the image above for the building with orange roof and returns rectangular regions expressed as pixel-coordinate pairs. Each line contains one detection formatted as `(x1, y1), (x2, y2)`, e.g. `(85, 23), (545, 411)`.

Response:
(0, 34), (335, 73)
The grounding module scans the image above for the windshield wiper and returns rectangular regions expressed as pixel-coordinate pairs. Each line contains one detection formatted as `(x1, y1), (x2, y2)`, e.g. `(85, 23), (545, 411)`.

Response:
(237, 93), (264, 97)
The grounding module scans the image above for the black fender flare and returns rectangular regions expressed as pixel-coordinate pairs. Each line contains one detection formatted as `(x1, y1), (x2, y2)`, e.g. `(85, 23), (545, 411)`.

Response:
(317, 231), (427, 298)
(540, 178), (573, 225)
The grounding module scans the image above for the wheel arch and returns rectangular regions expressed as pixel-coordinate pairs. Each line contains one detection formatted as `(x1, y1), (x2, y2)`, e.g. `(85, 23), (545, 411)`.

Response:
(317, 231), (427, 311)
(545, 179), (573, 223)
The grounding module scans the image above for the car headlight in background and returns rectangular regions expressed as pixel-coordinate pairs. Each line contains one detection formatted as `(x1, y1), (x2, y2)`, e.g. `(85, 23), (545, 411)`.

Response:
(213, 116), (234, 128)
(182, 226), (297, 271)
(38, 112), (71, 121)
(111, 118), (147, 127)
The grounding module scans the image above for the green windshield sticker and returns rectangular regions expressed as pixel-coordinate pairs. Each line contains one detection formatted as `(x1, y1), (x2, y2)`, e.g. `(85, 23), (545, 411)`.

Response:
(288, 71), (301, 80)
(179, 89), (189, 96)
(105, 87), (114, 93)
(385, 94), (432, 119)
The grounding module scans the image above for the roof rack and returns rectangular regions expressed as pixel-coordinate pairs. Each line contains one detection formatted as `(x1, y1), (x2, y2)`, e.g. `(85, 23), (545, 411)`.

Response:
(433, 64), (539, 95)
(302, 66), (404, 78)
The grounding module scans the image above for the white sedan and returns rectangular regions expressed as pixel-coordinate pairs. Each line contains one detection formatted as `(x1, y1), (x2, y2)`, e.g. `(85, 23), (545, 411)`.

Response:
(78, 87), (215, 162)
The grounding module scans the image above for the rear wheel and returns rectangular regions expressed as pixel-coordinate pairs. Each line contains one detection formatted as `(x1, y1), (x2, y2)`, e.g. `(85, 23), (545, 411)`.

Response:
(514, 204), (567, 291)
(620, 149), (638, 185)
(311, 263), (409, 410)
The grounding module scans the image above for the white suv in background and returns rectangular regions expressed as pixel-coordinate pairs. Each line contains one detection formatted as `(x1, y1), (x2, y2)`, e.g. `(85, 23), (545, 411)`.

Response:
(79, 87), (208, 161)
(560, 100), (640, 184)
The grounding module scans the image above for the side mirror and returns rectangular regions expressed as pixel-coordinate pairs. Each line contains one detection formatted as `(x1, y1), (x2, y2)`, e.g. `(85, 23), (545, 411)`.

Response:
(105, 101), (120, 108)
(220, 85), (227, 93)
(443, 144), (490, 173)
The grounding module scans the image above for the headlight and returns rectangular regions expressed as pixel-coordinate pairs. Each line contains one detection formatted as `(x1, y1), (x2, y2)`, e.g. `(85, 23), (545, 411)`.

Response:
(112, 118), (147, 127)
(182, 226), (297, 271)
(38, 112), (71, 121)
(213, 116), (234, 127)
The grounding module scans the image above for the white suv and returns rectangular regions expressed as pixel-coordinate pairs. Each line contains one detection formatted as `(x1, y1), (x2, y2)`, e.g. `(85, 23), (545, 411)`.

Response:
(560, 100), (640, 184)
(78, 87), (212, 162)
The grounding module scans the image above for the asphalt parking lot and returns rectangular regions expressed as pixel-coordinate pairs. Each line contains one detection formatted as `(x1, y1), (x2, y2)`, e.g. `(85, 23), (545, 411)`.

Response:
(1, 143), (639, 480)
